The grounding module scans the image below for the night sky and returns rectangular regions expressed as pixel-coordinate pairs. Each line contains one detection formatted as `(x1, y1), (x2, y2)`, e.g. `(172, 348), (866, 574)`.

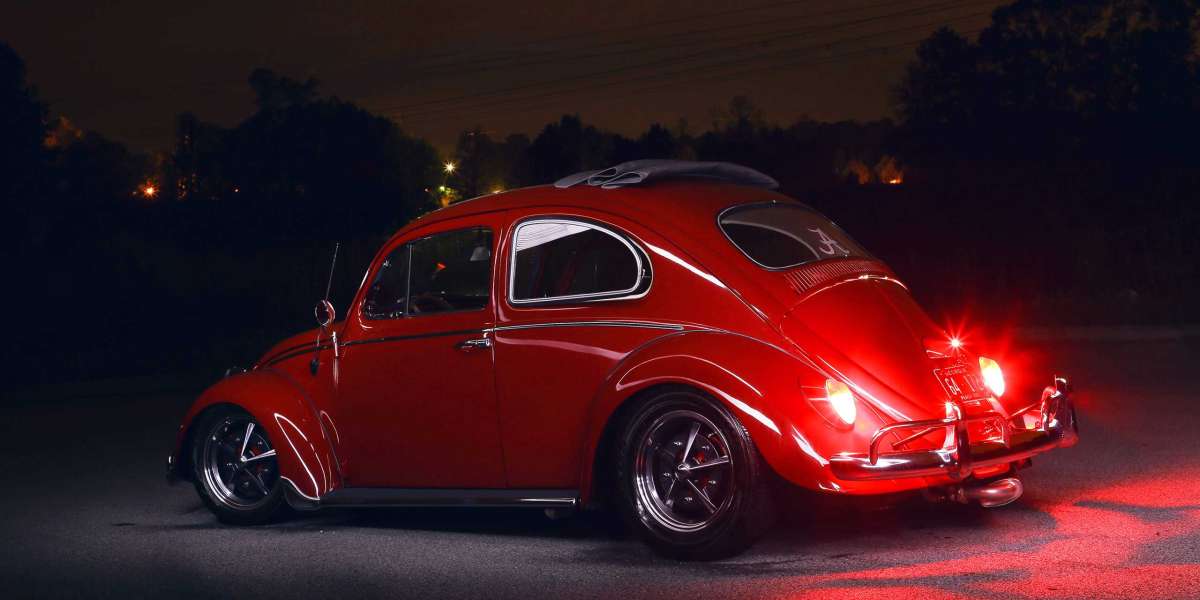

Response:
(2, 0), (1001, 151)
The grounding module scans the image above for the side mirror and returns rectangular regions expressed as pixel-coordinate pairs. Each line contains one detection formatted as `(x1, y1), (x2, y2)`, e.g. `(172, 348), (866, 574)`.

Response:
(314, 299), (336, 330)
(310, 299), (338, 376)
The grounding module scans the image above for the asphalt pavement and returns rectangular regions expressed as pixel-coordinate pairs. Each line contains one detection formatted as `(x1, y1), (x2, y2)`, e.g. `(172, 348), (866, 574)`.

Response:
(2, 337), (1198, 599)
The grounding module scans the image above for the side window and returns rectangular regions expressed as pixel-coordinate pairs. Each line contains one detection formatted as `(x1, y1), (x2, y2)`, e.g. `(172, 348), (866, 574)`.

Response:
(408, 227), (493, 314)
(363, 227), (493, 320)
(510, 219), (648, 304)
(363, 245), (410, 320)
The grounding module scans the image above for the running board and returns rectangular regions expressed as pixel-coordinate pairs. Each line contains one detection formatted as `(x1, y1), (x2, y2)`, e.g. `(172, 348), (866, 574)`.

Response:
(285, 484), (578, 510)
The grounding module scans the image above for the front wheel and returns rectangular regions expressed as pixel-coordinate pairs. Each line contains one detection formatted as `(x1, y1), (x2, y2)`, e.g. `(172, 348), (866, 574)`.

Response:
(615, 387), (776, 560)
(191, 406), (290, 525)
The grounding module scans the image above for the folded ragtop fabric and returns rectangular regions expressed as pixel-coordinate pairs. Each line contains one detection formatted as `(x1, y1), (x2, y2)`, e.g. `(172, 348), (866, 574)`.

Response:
(553, 159), (779, 190)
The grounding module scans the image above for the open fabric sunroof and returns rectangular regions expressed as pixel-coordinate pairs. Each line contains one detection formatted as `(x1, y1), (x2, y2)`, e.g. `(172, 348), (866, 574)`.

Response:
(554, 159), (778, 190)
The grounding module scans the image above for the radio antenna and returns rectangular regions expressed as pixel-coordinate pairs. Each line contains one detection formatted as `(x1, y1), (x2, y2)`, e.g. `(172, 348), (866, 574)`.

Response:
(311, 242), (341, 376)
(322, 242), (340, 302)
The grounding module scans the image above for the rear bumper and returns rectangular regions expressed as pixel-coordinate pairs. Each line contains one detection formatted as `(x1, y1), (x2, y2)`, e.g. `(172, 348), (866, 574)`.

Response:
(830, 377), (1078, 481)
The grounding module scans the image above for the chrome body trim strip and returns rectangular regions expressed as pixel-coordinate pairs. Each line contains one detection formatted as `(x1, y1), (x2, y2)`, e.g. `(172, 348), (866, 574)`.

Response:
(316, 488), (579, 508)
(280, 476), (320, 502)
(490, 320), (685, 333)
(266, 322), (687, 366)
(800, 274), (910, 301)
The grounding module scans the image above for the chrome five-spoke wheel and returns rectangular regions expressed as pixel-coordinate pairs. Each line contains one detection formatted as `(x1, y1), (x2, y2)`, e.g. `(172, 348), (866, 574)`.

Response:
(200, 415), (280, 511)
(618, 389), (775, 560)
(635, 409), (735, 532)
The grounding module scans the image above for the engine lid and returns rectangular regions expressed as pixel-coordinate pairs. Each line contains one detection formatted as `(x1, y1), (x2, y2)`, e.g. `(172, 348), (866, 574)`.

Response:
(780, 275), (955, 422)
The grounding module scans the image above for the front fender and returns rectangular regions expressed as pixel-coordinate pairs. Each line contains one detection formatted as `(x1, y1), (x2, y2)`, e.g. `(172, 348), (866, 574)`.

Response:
(579, 330), (912, 503)
(169, 369), (340, 500)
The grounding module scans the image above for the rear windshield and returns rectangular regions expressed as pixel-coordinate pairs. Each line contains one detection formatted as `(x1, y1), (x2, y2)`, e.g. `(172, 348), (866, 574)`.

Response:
(719, 203), (869, 269)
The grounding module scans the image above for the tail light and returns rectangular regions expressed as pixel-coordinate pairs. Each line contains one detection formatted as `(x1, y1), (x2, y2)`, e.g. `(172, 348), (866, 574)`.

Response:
(825, 380), (857, 425)
(978, 356), (1005, 397)
(802, 378), (858, 429)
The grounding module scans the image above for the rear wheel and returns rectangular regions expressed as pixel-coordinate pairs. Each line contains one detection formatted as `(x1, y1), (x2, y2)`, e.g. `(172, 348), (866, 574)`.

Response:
(191, 407), (289, 525)
(615, 387), (775, 560)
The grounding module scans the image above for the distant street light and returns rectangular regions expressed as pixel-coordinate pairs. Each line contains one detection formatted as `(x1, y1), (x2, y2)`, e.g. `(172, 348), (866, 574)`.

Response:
(443, 161), (456, 174)
(142, 184), (157, 198)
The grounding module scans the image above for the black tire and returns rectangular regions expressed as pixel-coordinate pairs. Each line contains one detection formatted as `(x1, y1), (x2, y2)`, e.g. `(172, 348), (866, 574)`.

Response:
(615, 386), (776, 560)
(190, 406), (291, 525)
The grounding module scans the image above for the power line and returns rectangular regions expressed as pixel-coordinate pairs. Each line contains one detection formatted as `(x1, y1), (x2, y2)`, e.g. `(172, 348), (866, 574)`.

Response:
(399, 0), (911, 69)
(634, 27), (988, 100)
(407, 30), (985, 128)
(394, 9), (990, 122)
(75, 2), (997, 145)
(98, 31), (945, 145)
(373, 0), (989, 116)
(393, 0), (942, 81)
(64, 1), (931, 126)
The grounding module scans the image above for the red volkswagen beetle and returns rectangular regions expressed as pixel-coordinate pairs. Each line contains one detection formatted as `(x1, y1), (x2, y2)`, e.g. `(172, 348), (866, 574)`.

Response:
(168, 160), (1078, 559)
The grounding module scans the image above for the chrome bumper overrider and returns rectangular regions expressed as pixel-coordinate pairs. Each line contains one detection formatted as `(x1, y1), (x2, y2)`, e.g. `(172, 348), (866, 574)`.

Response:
(830, 377), (1078, 481)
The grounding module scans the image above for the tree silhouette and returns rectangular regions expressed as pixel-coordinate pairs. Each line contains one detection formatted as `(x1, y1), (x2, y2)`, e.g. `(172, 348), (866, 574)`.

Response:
(170, 69), (440, 242)
(894, 0), (1200, 160)
(452, 126), (515, 198)
(523, 115), (619, 184)
(1, 41), (47, 212)
(248, 68), (319, 112)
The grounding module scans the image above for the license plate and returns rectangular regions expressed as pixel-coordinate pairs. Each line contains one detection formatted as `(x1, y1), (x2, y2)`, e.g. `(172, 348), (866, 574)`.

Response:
(935, 364), (989, 400)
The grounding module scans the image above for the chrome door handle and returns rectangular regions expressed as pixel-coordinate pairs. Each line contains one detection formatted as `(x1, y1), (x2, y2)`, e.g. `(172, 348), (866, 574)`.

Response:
(456, 337), (492, 351)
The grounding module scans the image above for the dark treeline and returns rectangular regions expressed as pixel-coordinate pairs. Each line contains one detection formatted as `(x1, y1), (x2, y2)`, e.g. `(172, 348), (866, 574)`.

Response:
(6, 0), (1200, 386)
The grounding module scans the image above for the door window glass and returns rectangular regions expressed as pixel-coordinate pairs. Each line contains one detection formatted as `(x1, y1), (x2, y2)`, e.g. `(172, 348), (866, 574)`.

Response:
(362, 227), (492, 319)
(363, 245), (410, 320)
(408, 228), (493, 314)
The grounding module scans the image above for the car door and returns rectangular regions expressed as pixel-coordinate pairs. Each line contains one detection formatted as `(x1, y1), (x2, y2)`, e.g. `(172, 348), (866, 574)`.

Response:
(493, 213), (667, 488)
(334, 218), (505, 488)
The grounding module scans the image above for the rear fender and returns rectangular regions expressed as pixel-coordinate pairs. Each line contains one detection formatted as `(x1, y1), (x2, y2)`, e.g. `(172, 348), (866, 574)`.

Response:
(169, 369), (340, 500)
(579, 330), (886, 504)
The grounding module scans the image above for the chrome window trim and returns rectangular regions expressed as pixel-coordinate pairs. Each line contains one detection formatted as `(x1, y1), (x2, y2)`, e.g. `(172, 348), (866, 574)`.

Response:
(507, 217), (652, 306)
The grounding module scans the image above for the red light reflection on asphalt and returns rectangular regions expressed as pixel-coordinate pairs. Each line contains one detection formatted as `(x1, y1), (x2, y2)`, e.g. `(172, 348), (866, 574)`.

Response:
(781, 467), (1200, 599)
(787, 586), (975, 599)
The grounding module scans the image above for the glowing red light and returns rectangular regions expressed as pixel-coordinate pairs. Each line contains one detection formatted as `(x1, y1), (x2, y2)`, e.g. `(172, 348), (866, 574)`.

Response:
(825, 379), (857, 425)
(978, 356), (1005, 397)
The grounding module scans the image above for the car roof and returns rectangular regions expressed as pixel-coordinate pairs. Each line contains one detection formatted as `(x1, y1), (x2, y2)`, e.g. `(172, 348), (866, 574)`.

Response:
(400, 180), (798, 240)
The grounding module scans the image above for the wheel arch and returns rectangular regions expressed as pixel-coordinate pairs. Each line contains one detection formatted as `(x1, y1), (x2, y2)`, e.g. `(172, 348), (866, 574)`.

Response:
(171, 401), (237, 484)
(578, 330), (837, 506)
(169, 369), (341, 500)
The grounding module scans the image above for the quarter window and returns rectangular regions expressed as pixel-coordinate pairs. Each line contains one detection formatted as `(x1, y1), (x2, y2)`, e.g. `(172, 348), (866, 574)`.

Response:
(510, 219), (648, 303)
(363, 227), (493, 319)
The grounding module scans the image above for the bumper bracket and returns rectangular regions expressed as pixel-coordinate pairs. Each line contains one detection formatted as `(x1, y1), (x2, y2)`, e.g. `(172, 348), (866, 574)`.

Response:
(830, 376), (1078, 481)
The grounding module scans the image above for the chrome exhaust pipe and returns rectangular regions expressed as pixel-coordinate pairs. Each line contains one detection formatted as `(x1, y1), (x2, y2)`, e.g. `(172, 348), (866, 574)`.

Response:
(962, 477), (1023, 508)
